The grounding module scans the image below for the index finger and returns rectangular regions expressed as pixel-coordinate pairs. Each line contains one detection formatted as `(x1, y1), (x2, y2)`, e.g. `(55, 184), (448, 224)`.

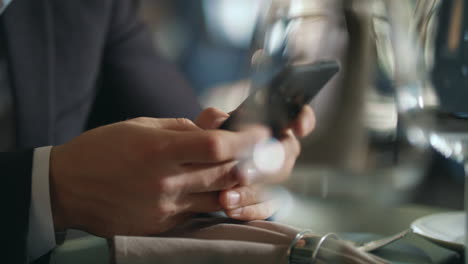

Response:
(195, 107), (229, 130)
(169, 126), (271, 163)
(287, 106), (315, 138)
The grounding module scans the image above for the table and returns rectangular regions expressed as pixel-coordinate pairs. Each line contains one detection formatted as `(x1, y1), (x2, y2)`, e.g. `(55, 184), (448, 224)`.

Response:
(278, 195), (462, 264)
(49, 196), (462, 264)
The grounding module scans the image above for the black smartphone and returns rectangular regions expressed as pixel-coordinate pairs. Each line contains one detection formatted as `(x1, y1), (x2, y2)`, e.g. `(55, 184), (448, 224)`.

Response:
(219, 60), (340, 138)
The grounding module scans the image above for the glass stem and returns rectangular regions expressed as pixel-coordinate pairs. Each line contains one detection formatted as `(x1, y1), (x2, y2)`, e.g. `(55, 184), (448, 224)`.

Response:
(464, 162), (468, 263)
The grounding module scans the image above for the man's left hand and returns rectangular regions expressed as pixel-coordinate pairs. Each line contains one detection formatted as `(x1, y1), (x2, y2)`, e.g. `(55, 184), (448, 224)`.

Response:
(195, 106), (315, 220)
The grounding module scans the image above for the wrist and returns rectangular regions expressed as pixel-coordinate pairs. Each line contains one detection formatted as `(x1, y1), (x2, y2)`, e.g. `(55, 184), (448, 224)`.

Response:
(49, 145), (69, 231)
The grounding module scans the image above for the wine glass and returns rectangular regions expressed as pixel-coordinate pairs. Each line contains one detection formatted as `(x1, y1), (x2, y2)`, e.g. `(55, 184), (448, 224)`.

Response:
(239, 0), (435, 236)
(201, 0), (465, 260)
(376, 0), (467, 257)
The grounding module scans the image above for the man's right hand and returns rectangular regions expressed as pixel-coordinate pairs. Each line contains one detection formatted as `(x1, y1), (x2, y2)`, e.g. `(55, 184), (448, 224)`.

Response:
(49, 117), (269, 238)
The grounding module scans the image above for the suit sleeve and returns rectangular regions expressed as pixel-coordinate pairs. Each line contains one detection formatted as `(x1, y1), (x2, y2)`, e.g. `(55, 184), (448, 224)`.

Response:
(1, 150), (33, 263)
(87, 0), (202, 129)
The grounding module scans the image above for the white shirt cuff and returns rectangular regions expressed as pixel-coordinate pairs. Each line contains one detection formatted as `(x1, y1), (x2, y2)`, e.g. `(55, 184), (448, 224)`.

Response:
(28, 146), (56, 260)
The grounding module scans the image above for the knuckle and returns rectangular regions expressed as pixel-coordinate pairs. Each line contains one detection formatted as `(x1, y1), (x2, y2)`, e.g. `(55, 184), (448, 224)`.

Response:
(154, 177), (175, 193)
(204, 133), (225, 160)
(236, 168), (251, 186)
(220, 167), (238, 189)
(175, 118), (195, 128)
(209, 165), (238, 193)
(132, 117), (151, 124)
(154, 202), (178, 217)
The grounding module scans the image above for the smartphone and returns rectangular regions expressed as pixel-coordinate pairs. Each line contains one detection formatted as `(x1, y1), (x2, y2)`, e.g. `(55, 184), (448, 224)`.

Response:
(219, 60), (340, 138)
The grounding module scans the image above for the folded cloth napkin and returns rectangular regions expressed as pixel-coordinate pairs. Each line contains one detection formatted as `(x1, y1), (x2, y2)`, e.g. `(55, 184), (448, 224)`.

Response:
(112, 218), (388, 264)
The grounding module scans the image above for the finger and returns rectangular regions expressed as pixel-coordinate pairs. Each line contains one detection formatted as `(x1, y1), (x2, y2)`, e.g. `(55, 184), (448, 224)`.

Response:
(174, 161), (240, 193)
(287, 105), (316, 138)
(170, 126), (271, 163)
(224, 199), (279, 221)
(129, 117), (202, 132)
(277, 130), (301, 176)
(236, 131), (300, 185)
(178, 192), (223, 213)
(219, 185), (272, 210)
(195, 107), (230, 129)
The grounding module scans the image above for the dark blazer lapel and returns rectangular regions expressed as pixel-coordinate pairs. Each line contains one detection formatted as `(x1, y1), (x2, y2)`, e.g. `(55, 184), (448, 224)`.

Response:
(2, 0), (54, 148)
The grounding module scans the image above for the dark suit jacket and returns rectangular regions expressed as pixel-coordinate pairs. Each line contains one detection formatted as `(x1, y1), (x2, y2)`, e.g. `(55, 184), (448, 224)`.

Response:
(0, 0), (201, 262)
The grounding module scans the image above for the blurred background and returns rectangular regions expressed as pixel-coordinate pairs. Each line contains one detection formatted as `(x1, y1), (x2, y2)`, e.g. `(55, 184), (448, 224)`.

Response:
(140, 0), (256, 98)
(137, 0), (464, 211)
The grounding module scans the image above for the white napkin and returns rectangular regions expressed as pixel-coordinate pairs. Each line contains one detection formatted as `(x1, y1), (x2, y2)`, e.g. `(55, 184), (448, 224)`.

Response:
(112, 218), (388, 264)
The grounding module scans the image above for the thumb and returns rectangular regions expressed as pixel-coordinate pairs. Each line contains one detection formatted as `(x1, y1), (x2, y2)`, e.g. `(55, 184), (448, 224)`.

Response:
(195, 107), (230, 129)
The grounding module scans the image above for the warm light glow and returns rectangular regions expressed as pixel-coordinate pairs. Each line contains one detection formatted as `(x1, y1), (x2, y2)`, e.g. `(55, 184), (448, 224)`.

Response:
(252, 138), (286, 174)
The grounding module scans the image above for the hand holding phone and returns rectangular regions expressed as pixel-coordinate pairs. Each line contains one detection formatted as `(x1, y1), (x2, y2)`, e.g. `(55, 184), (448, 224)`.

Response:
(220, 61), (340, 138)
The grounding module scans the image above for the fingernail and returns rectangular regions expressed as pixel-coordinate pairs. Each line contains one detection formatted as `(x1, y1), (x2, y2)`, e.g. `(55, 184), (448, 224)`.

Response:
(229, 208), (243, 217)
(227, 191), (240, 207)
